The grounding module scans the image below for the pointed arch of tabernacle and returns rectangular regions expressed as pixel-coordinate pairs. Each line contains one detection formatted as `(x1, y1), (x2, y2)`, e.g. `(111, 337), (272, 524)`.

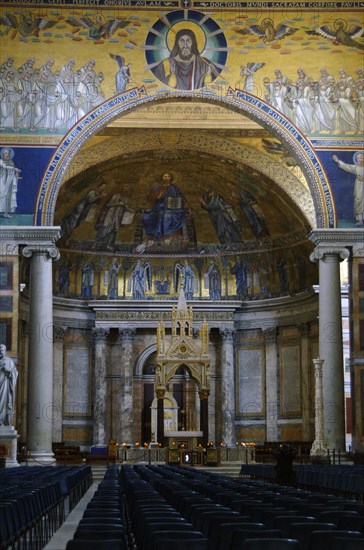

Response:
(35, 89), (334, 228)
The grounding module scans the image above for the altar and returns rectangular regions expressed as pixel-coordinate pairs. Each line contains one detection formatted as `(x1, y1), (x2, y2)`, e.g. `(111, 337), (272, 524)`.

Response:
(166, 430), (205, 465)
(166, 430), (203, 450)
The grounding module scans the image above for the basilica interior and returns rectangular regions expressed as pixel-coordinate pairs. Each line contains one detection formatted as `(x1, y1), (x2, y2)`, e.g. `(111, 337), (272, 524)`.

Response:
(0, 1), (363, 469)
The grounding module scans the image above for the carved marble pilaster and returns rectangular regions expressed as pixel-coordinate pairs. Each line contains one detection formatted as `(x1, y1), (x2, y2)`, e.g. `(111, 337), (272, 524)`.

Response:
(93, 328), (109, 445)
(119, 328), (136, 444)
(299, 323), (311, 441)
(264, 326), (278, 442)
(310, 358), (329, 458)
(220, 329), (236, 447)
(53, 326), (66, 443)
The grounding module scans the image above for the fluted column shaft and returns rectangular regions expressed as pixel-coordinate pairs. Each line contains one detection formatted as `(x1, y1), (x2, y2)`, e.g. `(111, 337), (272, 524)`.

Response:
(221, 329), (236, 446)
(93, 328), (109, 445)
(311, 245), (349, 450)
(119, 328), (136, 444)
(23, 245), (59, 463)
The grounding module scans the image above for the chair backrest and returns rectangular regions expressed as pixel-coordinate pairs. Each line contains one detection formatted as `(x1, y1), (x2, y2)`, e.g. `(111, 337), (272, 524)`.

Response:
(329, 537), (364, 550)
(78, 518), (124, 526)
(143, 522), (199, 549)
(231, 529), (283, 550)
(66, 539), (127, 550)
(337, 515), (364, 531)
(308, 529), (362, 550)
(154, 538), (209, 550)
(319, 510), (360, 525)
(208, 518), (254, 550)
(150, 531), (208, 550)
(198, 511), (241, 535)
(74, 530), (127, 541)
(273, 516), (316, 537)
(241, 539), (301, 550)
(76, 522), (126, 533)
(288, 522), (336, 550)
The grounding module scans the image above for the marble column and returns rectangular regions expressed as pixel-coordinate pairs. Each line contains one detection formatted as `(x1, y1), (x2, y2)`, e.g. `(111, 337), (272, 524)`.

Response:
(119, 328), (136, 444)
(199, 389), (209, 447)
(264, 327), (278, 442)
(156, 388), (166, 446)
(310, 245), (349, 450)
(53, 325), (66, 443)
(220, 329), (236, 446)
(23, 245), (59, 464)
(93, 327), (109, 445)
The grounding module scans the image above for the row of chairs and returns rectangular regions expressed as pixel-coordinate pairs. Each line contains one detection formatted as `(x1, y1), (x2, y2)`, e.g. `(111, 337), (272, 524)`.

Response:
(65, 465), (128, 550)
(121, 464), (364, 549)
(0, 465), (92, 550)
(122, 464), (209, 550)
(239, 464), (364, 500)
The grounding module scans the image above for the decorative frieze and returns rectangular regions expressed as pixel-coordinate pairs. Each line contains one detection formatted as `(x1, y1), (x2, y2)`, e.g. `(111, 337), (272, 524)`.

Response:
(95, 310), (234, 321)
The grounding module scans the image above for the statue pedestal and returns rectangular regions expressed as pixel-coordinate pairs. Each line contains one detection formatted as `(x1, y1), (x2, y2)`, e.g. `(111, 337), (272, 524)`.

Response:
(0, 426), (19, 467)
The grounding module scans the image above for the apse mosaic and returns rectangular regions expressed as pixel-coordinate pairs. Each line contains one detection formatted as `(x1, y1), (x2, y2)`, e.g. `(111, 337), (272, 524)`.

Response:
(50, 150), (317, 301)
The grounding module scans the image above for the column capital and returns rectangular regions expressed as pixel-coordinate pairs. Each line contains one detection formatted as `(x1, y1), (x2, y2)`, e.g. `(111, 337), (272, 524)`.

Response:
(308, 228), (364, 262)
(299, 322), (309, 338)
(156, 388), (166, 399)
(0, 226), (61, 253)
(93, 327), (109, 343)
(23, 244), (60, 261)
(53, 325), (66, 342)
(264, 326), (277, 344)
(220, 328), (235, 343)
(199, 388), (210, 400)
(310, 245), (349, 263)
(119, 327), (136, 343)
(313, 357), (324, 368)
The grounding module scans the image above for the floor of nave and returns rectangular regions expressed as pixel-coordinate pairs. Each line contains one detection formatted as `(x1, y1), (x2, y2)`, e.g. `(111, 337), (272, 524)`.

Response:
(44, 483), (99, 550)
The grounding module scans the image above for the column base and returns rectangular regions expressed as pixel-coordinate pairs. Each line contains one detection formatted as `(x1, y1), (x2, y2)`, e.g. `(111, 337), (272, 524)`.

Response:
(0, 426), (20, 467)
(310, 439), (330, 464)
(25, 450), (55, 466)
